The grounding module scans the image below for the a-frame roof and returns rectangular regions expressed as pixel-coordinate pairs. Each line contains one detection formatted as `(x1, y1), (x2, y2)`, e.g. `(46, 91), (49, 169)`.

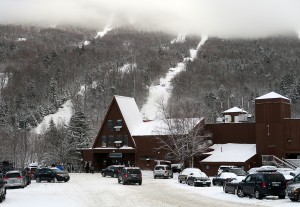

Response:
(114, 95), (144, 134)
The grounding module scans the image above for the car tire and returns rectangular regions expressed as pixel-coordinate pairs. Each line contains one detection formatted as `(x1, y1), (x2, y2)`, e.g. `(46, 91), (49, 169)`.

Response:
(123, 181), (126, 185)
(170, 174), (173, 178)
(207, 184), (211, 187)
(223, 185), (228, 193)
(102, 173), (106, 177)
(139, 182), (142, 185)
(154, 176), (157, 179)
(118, 179), (121, 183)
(237, 188), (245, 198)
(52, 177), (57, 183)
(0, 195), (3, 203)
(254, 189), (262, 199)
(179, 179), (182, 183)
(36, 177), (41, 183)
(212, 180), (216, 186)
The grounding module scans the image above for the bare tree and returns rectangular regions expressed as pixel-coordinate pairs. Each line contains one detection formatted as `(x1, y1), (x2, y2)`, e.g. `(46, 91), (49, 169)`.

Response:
(154, 97), (212, 168)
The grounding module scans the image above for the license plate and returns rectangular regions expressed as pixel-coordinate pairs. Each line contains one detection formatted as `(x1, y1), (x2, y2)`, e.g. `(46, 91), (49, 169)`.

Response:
(202, 182), (206, 184)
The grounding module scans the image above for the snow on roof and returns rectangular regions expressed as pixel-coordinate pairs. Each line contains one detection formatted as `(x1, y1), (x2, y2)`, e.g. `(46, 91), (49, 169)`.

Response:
(115, 95), (201, 136)
(132, 118), (202, 136)
(256, 92), (290, 101)
(222, 107), (247, 114)
(201, 143), (256, 163)
(115, 96), (144, 135)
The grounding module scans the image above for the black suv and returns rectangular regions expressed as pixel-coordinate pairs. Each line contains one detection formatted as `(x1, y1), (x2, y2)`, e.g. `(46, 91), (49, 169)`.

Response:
(237, 172), (286, 199)
(35, 167), (70, 183)
(0, 174), (6, 203)
(118, 167), (142, 185)
(101, 165), (124, 178)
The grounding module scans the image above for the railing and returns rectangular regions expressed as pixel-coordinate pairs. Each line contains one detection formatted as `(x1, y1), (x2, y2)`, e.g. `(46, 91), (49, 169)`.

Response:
(284, 159), (300, 168)
(261, 155), (296, 170)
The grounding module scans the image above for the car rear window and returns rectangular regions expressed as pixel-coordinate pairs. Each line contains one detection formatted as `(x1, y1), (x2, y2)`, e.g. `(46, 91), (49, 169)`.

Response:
(265, 174), (285, 182)
(127, 169), (141, 174)
(155, 166), (165, 170)
(5, 172), (21, 178)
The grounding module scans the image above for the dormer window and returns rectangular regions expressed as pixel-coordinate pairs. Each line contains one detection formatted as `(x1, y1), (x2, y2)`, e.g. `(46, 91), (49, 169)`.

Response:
(114, 119), (123, 131)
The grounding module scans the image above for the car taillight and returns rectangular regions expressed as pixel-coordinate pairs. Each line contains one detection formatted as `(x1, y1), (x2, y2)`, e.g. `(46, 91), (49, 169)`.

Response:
(125, 174), (128, 178)
(262, 181), (266, 188)
(18, 176), (23, 179)
(4, 177), (9, 180)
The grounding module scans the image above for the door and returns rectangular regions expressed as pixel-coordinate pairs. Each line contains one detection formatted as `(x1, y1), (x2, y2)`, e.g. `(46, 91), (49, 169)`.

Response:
(243, 175), (256, 195)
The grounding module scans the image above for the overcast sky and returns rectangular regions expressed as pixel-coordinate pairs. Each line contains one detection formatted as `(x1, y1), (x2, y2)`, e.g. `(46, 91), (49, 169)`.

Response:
(0, 0), (299, 38)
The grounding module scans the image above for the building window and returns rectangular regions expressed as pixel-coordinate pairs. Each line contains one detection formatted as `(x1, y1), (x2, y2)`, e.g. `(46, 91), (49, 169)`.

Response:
(102, 136), (107, 147)
(115, 119), (122, 127)
(108, 120), (114, 131)
(114, 119), (123, 131)
(108, 135), (114, 147)
(123, 135), (128, 147)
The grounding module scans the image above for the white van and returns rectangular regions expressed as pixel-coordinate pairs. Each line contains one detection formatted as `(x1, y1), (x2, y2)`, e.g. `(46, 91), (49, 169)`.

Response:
(153, 165), (173, 179)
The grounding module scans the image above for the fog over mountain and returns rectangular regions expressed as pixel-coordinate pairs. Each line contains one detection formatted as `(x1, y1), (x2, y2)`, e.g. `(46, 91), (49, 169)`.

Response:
(0, 0), (300, 38)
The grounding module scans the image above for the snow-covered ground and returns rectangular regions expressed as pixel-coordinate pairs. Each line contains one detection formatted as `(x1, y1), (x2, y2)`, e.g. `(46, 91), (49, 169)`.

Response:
(2, 171), (297, 207)
(141, 35), (208, 120)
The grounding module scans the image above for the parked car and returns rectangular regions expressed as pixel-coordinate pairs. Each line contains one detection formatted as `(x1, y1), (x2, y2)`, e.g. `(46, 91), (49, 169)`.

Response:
(0, 174), (6, 203)
(287, 172), (300, 185)
(118, 167), (142, 185)
(4, 170), (27, 188)
(212, 172), (239, 186)
(153, 165), (173, 179)
(27, 163), (38, 180)
(21, 168), (31, 186)
(186, 171), (211, 187)
(35, 167), (70, 183)
(286, 183), (300, 201)
(171, 163), (182, 173)
(236, 171), (286, 199)
(277, 168), (295, 181)
(217, 165), (237, 175)
(178, 168), (201, 184)
(101, 165), (124, 178)
(225, 168), (248, 176)
(223, 177), (244, 194)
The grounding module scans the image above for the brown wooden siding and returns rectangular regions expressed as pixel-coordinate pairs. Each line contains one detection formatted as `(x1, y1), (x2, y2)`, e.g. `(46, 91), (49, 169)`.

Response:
(284, 119), (300, 155)
(206, 123), (255, 144)
(93, 98), (135, 149)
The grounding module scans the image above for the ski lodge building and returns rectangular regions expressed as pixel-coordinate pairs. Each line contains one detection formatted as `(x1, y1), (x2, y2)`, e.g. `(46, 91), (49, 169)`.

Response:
(80, 92), (300, 176)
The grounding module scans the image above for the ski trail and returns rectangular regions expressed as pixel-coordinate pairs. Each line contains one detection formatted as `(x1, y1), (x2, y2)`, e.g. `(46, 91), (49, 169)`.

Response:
(141, 35), (208, 120)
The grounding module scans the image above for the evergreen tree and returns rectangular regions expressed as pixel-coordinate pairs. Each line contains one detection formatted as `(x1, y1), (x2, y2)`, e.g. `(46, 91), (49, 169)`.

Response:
(68, 108), (92, 149)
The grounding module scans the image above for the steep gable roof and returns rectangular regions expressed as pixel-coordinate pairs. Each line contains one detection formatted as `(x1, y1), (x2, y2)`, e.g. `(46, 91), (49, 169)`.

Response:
(114, 95), (144, 134)
(256, 92), (290, 101)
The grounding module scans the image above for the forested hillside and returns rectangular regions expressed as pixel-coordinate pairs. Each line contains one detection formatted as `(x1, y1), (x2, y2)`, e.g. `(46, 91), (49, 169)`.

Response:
(1, 24), (300, 167)
(170, 35), (300, 122)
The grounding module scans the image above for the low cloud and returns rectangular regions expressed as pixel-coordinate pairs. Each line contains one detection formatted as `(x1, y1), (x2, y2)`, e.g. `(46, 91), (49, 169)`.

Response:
(1, 0), (299, 38)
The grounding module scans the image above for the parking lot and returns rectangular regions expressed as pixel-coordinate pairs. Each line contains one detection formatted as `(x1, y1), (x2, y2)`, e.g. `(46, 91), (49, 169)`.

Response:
(2, 171), (298, 207)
